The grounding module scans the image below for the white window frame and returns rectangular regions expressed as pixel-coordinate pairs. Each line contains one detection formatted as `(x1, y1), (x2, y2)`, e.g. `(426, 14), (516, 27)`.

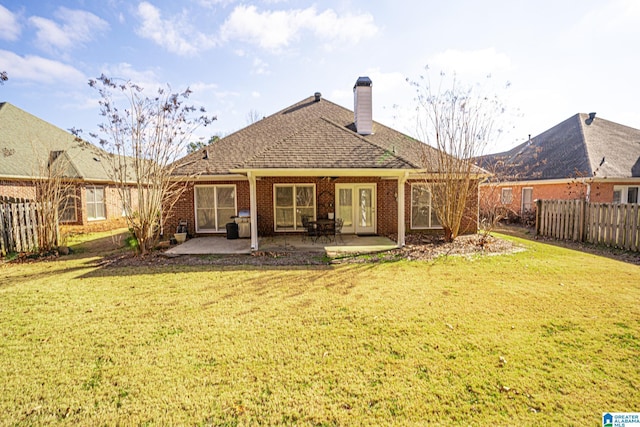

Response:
(194, 184), (237, 233)
(59, 187), (77, 223)
(86, 185), (106, 221)
(501, 187), (513, 205)
(521, 187), (534, 212)
(613, 185), (639, 204)
(273, 184), (316, 232)
(410, 183), (442, 230)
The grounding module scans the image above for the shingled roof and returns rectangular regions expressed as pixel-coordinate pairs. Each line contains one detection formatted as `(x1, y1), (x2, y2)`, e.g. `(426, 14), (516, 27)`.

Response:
(0, 102), (115, 181)
(480, 113), (640, 180)
(172, 95), (438, 176)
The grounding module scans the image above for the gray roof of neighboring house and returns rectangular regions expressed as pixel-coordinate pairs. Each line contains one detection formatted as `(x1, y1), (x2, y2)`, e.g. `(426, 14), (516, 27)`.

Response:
(0, 102), (117, 181)
(480, 113), (640, 180)
(172, 95), (443, 176)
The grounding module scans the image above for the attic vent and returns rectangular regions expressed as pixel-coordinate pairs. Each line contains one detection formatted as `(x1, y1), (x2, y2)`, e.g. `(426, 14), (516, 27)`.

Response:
(93, 157), (101, 162)
(48, 150), (64, 166)
(203, 149), (209, 160)
(314, 92), (321, 102)
(586, 112), (597, 125)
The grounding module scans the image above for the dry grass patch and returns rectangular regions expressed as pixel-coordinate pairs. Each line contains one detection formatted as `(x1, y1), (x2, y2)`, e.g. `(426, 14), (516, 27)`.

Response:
(0, 234), (638, 425)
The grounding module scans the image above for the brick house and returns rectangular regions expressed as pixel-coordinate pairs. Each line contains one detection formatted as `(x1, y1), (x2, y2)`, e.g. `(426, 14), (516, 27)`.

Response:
(168, 77), (483, 250)
(0, 102), (136, 231)
(479, 112), (640, 217)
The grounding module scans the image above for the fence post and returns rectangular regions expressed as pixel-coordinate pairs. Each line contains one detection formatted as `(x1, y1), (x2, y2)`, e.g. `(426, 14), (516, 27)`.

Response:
(0, 204), (6, 256)
(535, 199), (542, 236)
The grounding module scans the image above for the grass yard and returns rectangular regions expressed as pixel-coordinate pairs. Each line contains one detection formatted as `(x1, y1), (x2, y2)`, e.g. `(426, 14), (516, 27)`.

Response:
(0, 233), (639, 426)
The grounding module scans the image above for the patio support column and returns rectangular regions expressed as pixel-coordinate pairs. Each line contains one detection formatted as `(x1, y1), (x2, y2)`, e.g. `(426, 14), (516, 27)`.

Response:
(248, 172), (258, 251)
(397, 172), (408, 248)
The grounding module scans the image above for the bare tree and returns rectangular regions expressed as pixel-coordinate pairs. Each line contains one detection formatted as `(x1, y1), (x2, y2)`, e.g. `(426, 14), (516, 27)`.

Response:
(410, 71), (507, 242)
(246, 109), (262, 125)
(476, 157), (519, 243)
(187, 134), (220, 154)
(87, 75), (215, 255)
(31, 147), (78, 252)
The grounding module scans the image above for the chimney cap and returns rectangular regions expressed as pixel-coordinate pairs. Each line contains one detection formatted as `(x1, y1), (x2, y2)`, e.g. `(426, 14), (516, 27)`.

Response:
(314, 92), (321, 102)
(354, 76), (372, 88)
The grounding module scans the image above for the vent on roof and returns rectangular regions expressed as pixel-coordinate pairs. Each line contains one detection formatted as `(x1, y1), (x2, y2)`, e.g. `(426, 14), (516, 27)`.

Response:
(48, 150), (64, 167)
(586, 112), (597, 125)
(314, 92), (321, 102)
(354, 76), (373, 135)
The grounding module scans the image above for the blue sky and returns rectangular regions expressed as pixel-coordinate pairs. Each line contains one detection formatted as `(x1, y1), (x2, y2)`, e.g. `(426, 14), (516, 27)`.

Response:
(1, 0), (639, 153)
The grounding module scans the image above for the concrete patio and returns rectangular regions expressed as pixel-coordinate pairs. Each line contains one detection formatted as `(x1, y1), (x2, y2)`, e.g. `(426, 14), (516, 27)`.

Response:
(164, 234), (398, 256)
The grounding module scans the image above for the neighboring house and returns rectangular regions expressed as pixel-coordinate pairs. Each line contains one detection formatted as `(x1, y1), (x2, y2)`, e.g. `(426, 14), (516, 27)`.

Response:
(0, 102), (135, 231)
(169, 77), (483, 250)
(479, 112), (640, 217)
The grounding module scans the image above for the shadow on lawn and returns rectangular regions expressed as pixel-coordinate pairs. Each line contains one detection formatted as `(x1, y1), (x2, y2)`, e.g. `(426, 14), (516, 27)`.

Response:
(495, 224), (640, 266)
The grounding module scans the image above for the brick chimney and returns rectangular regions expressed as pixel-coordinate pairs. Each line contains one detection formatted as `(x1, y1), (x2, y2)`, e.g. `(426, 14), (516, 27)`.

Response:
(353, 76), (372, 135)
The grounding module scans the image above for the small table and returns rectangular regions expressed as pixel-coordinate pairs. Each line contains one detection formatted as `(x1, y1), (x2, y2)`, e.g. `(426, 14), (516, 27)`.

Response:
(308, 219), (336, 243)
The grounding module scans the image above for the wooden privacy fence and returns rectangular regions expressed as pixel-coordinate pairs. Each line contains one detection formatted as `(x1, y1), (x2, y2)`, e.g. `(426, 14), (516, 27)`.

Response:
(536, 199), (640, 252)
(0, 200), (43, 255)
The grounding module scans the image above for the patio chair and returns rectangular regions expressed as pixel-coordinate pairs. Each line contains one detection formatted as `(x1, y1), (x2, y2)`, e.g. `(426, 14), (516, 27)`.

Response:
(334, 217), (344, 244)
(301, 215), (318, 243)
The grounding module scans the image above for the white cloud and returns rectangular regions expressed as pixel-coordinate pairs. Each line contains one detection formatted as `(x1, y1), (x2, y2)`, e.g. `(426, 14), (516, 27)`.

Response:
(430, 48), (512, 75)
(197, 0), (237, 7)
(29, 7), (109, 52)
(219, 5), (378, 52)
(98, 62), (162, 91)
(0, 50), (85, 85)
(0, 5), (20, 41)
(252, 58), (269, 75)
(574, 0), (640, 35)
(135, 2), (217, 56)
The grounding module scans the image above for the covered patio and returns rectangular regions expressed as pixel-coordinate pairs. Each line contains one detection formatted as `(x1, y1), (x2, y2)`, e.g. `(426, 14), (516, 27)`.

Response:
(164, 234), (397, 256)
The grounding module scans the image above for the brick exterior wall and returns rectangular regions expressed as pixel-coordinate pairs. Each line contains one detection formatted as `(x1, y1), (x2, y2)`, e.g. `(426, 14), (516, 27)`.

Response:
(170, 176), (480, 239)
(479, 180), (635, 217)
(165, 180), (251, 238)
(0, 179), (132, 232)
(0, 180), (37, 201)
(402, 179), (478, 237)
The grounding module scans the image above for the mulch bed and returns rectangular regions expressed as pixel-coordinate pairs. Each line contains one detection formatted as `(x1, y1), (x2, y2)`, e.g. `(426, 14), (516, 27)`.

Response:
(92, 233), (523, 268)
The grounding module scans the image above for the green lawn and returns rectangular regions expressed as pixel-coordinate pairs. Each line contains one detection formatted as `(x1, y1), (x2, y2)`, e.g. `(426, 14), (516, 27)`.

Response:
(0, 234), (638, 426)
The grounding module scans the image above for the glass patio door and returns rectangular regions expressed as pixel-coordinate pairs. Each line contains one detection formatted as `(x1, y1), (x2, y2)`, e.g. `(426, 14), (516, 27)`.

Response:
(335, 184), (376, 234)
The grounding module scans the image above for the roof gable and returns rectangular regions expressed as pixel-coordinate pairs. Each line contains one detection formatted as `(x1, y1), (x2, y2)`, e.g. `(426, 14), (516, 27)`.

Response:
(0, 102), (114, 181)
(242, 117), (413, 169)
(173, 95), (429, 176)
(481, 113), (640, 180)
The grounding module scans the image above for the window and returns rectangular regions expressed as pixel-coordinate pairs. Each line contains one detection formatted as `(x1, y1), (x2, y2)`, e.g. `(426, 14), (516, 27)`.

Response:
(195, 185), (236, 232)
(522, 188), (533, 212)
(86, 186), (106, 220)
(411, 184), (441, 229)
(121, 188), (132, 217)
(274, 184), (315, 231)
(613, 186), (639, 204)
(501, 188), (513, 204)
(59, 187), (77, 223)
(613, 189), (622, 204)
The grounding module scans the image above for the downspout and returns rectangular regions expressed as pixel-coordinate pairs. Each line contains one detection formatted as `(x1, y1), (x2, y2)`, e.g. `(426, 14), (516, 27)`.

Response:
(397, 172), (409, 248)
(248, 172), (258, 251)
(585, 180), (591, 202)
